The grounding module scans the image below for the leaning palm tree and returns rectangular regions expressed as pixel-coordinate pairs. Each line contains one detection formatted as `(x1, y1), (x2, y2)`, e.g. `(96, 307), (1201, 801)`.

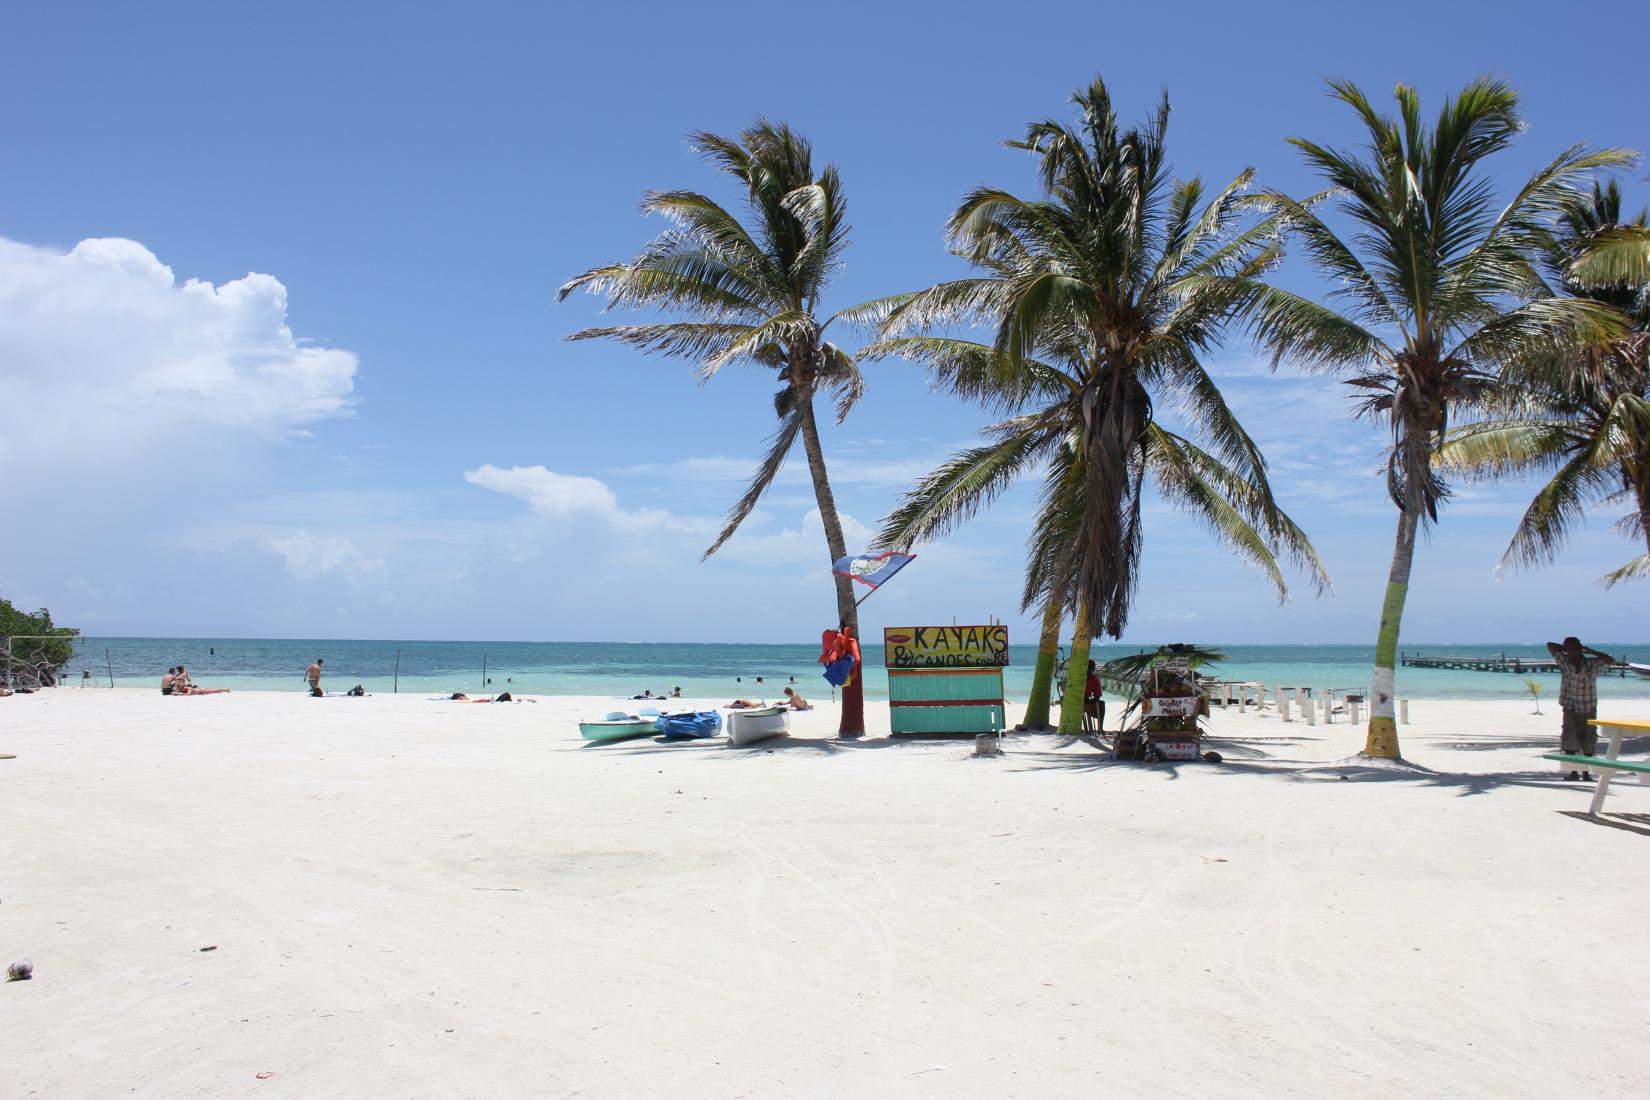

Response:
(861, 76), (1330, 734)
(1436, 182), (1650, 587)
(558, 121), (871, 736)
(1240, 78), (1633, 758)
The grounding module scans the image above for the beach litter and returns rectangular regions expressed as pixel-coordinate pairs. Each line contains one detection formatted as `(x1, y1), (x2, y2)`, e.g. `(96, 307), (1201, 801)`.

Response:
(8, 959), (33, 981)
(255, 1071), (275, 1080)
(199, 945), (218, 952)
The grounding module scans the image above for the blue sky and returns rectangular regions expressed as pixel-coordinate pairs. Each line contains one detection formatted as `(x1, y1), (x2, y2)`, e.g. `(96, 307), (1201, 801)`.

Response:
(2, 1), (1645, 645)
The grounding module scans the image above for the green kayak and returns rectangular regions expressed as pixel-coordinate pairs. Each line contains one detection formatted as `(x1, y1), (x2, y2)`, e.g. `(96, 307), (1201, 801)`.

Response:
(579, 717), (660, 742)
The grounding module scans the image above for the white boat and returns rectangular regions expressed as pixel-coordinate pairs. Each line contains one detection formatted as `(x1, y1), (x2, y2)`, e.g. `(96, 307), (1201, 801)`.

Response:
(1629, 663), (1650, 680)
(726, 705), (790, 746)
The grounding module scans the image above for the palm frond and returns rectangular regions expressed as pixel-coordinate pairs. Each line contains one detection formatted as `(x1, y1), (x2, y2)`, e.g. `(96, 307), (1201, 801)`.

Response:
(875, 425), (1058, 551)
(702, 406), (805, 559)
(817, 342), (865, 423)
(860, 335), (1074, 412)
(564, 321), (758, 364)
(1570, 225), (1650, 288)
(1498, 423), (1622, 572)
(1146, 426), (1331, 597)
(1233, 282), (1393, 373)
(1433, 419), (1583, 480)
(1600, 553), (1650, 587)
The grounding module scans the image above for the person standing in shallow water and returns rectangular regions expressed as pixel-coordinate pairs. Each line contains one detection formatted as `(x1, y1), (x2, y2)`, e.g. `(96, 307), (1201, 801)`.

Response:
(1546, 636), (1614, 781)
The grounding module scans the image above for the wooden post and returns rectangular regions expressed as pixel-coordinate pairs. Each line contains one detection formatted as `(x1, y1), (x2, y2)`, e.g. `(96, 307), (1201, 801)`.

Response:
(1399, 699), (1410, 725)
(1349, 699), (1362, 724)
(394, 648), (401, 694)
(481, 653), (488, 694)
(1237, 685), (1248, 714)
(1321, 689), (1333, 724)
(1301, 691), (1316, 726)
(105, 648), (115, 689)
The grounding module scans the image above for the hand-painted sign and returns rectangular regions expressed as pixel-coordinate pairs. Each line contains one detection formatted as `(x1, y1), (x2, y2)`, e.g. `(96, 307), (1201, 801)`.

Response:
(884, 625), (1009, 669)
(1141, 694), (1199, 718)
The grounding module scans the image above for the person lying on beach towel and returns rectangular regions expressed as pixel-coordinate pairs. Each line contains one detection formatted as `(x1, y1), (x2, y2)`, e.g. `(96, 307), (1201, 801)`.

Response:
(727, 698), (764, 709)
(428, 692), (533, 703)
(781, 687), (812, 711)
(171, 666), (231, 695)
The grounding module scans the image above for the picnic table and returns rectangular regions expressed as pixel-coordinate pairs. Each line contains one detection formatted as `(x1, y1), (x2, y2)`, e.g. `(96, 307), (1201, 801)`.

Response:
(1542, 717), (1650, 815)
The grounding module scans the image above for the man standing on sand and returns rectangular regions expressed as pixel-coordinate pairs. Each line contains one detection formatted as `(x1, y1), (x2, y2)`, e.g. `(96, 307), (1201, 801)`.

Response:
(1546, 636), (1615, 781)
(306, 658), (324, 698)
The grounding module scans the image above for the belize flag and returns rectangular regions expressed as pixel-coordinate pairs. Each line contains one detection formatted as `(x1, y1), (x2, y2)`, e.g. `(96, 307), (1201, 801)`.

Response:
(832, 551), (916, 589)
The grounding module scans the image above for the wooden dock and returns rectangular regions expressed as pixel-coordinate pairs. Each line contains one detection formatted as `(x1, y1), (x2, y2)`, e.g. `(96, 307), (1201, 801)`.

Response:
(1400, 652), (1637, 677)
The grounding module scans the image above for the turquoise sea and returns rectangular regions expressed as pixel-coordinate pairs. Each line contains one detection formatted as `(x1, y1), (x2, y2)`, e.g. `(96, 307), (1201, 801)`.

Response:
(60, 637), (1650, 702)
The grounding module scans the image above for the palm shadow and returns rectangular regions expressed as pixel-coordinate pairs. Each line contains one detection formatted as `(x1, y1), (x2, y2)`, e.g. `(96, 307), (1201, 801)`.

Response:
(1424, 734), (1650, 755)
(1556, 811), (1650, 837)
(592, 733), (919, 758)
(1007, 742), (1614, 800)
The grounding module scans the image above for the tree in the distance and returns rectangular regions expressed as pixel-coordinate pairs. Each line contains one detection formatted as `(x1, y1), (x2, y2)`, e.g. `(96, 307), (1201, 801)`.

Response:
(560, 121), (872, 735)
(863, 76), (1329, 734)
(1437, 181), (1650, 588)
(1242, 78), (1633, 758)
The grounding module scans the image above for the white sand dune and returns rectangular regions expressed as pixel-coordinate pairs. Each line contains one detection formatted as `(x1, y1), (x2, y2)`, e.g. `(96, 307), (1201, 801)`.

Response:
(2, 691), (1647, 1098)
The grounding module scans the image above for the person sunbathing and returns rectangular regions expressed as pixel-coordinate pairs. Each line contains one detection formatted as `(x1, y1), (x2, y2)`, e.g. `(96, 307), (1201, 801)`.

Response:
(727, 698), (764, 709)
(173, 666), (230, 695)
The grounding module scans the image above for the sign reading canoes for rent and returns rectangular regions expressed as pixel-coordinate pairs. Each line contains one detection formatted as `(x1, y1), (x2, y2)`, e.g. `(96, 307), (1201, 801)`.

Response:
(884, 625), (1010, 669)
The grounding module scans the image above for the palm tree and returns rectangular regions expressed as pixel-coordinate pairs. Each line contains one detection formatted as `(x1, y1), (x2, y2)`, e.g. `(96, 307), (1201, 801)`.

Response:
(1240, 78), (1633, 758)
(558, 121), (871, 736)
(862, 76), (1329, 734)
(1436, 182), (1650, 587)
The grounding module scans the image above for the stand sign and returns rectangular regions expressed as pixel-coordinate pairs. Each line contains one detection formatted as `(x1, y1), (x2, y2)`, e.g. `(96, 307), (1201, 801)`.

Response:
(883, 625), (1008, 735)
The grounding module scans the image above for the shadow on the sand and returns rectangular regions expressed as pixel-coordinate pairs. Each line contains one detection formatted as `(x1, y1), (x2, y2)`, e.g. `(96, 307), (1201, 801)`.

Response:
(1424, 734), (1650, 755)
(1010, 746), (1613, 799)
(589, 734), (922, 758)
(1557, 810), (1650, 838)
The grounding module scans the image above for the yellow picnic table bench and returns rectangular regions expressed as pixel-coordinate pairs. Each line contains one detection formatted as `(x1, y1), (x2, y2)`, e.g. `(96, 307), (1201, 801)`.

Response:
(1542, 717), (1650, 815)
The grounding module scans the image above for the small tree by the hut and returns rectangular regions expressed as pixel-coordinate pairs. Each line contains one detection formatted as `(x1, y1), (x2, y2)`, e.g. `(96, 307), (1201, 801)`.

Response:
(1523, 677), (1545, 715)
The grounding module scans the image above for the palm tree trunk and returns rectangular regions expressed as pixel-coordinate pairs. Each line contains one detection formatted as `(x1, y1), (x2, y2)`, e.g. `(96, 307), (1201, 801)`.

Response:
(1366, 507), (1419, 759)
(797, 394), (863, 737)
(1056, 599), (1092, 735)
(1020, 598), (1063, 730)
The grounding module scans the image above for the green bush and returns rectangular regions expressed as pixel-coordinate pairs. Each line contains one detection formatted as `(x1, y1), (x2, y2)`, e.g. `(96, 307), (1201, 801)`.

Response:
(1, 598), (77, 671)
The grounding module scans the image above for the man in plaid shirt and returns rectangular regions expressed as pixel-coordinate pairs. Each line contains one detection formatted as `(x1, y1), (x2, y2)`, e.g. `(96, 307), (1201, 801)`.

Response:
(1546, 636), (1616, 780)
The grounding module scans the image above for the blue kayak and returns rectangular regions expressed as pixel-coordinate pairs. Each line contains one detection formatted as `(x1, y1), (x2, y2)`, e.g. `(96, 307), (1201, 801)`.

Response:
(656, 710), (722, 740)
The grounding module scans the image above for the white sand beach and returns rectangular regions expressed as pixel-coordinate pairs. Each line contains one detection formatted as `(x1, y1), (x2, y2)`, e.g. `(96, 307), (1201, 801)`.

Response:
(3, 690), (1647, 1098)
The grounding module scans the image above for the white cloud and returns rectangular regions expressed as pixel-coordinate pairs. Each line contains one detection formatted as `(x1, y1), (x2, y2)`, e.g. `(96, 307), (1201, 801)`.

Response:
(260, 530), (385, 583)
(0, 235), (357, 474)
(463, 464), (707, 535)
(465, 464), (622, 519)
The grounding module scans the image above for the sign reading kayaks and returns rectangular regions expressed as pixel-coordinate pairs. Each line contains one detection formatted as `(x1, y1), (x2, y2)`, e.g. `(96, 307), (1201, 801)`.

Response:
(884, 625), (1009, 669)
